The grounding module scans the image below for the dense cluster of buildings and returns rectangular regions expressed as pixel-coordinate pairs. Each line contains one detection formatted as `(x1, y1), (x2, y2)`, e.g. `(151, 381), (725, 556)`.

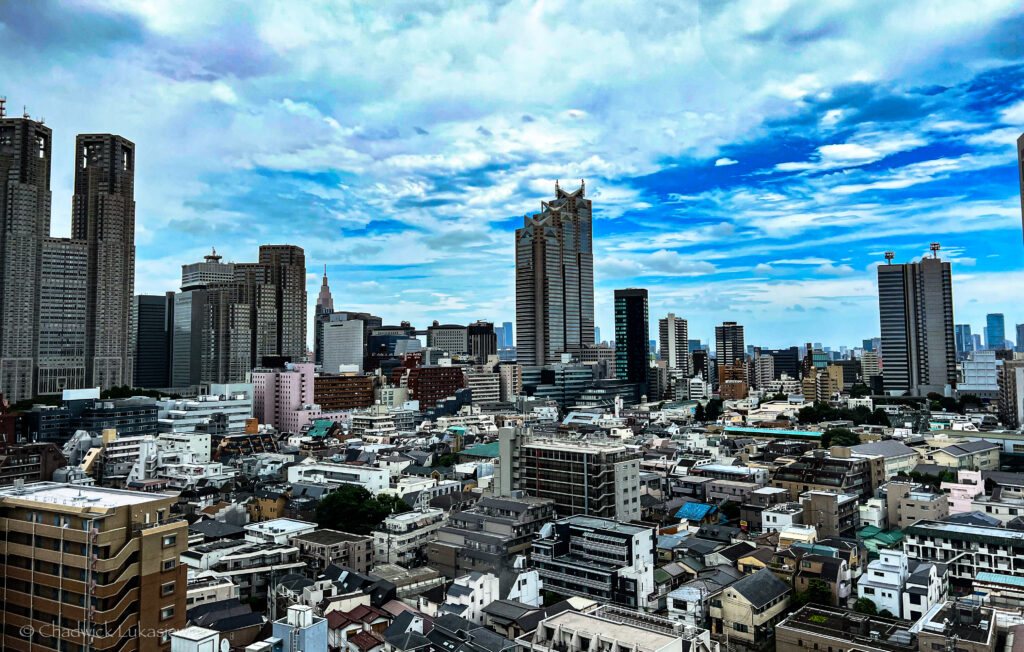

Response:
(6, 104), (1024, 652)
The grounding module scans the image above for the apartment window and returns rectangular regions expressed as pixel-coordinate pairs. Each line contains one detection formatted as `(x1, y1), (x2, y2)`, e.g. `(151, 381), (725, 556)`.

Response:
(161, 581), (175, 597)
(160, 606), (174, 620)
(162, 534), (177, 547)
(163, 559), (176, 571)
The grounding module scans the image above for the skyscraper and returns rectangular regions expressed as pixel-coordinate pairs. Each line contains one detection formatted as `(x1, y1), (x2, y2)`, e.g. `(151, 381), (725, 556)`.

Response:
(877, 251), (955, 395)
(502, 320), (514, 347)
(314, 265), (334, 365)
(659, 313), (690, 375)
(131, 293), (174, 388)
(715, 321), (745, 366)
(1017, 132), (1024, 248)
(987, 313), (1006, 351)
(955, 324), (974, 359)
(515, 181), (594, 366)
(0, 110), (51, 402)
(1017, 324), (1024, 353)
(73, 133), (136, 389)
(468, 320), (497, 362)
(258, 244), (307, 361)
(614, 288), (649, 394)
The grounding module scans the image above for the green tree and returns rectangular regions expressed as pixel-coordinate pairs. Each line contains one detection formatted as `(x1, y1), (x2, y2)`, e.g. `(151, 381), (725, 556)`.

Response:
(316, 485), (411, 535)
(793, 578), (834, 606)
(853, 598), (878, 615)
(879, 609), (894, 618)
(769, 392), (789, 402)
(435, 453), (458, 468)
(694, 402), (706, 422)
(849, 384), (872, 398)
(705, 398), (723, 422)
(821, 428), (860, 448)
(958, 394), (982, 413)
(719, 500), (741, 522)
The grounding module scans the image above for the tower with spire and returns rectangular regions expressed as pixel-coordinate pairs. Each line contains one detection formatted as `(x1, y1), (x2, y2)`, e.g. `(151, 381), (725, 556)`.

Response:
(316, 265), (334, 313)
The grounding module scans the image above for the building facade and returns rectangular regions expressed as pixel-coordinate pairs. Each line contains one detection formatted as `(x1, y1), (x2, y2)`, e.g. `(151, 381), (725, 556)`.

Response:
(877, 254), (955, 395)
(515, 182), (594, 366)
(614, 288), (649, 395)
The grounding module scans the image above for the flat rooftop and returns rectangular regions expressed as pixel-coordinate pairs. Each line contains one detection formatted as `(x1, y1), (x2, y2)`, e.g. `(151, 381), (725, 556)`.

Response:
(0, 482), (173, 509)
(539, 610), (678, 649)
(291, 528), (369, 545)
(245, 518), (317, 535)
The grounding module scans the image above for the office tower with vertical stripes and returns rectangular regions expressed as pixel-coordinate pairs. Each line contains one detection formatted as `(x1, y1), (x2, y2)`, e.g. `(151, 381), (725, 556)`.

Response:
(614, 288), (649, 393)
(877, 249), (955, 395)
(515, 181), (594, 366)
(715, 321), (745, 366)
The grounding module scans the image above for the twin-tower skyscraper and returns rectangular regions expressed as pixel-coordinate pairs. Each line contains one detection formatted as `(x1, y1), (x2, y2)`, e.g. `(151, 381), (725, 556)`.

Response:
(0, 104), (135, 402)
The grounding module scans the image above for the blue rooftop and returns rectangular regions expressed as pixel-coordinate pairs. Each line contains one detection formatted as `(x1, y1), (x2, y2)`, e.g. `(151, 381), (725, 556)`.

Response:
(976, 572), (1024, 587)
(676, 502), (717, 521)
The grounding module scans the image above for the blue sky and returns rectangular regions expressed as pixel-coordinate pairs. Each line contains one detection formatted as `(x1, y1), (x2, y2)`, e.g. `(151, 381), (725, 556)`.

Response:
(4, 0), (1024, 348)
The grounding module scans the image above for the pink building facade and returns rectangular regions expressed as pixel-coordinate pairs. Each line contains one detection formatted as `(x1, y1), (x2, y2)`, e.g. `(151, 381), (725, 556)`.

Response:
(253, 363), (347, 433)
(940, 469), (984, 514)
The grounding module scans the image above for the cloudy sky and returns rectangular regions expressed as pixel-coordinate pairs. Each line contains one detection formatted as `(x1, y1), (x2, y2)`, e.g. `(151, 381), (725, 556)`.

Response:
(4, 0), (1024, 349)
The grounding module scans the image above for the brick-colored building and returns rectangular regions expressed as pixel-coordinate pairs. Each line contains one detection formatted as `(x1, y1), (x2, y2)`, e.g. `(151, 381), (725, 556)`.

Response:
(406, 366), (466, 409)
(314, 373), (374, 411)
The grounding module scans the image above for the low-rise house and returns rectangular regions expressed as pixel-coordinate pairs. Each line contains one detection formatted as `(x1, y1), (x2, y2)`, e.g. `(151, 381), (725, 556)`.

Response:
(290, 528), (374, 574)
(708, 568), (791, 651)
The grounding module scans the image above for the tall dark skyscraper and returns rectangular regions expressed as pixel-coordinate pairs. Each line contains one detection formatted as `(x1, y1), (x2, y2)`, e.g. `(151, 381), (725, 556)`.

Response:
(877, 250), (955, 395)
(73, 133), (136, 389)
(131, 293), (174, 388)
(614, 288), (649, 394)
(0, 110), (51, 402)
(515, 181), (594, 366)
(258, 244), (307, 362)
(468, 320), (497, 362)
(715, 321), (745, 366)
(987, 313), (1006, 351)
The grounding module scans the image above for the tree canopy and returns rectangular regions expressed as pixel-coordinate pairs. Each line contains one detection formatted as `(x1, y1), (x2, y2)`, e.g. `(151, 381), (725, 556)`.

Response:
(316, 484), (411, 535)
(853, 598), (878, 615)
(821, 427), (860, 448)
(793, 578), (833, 607)
(797, 401), (889, 427)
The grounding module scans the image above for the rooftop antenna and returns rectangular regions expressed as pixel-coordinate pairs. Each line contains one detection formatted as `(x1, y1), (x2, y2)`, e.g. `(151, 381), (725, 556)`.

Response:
(930, 242), (941, 258)
(884, 252), (895, 265)
(23, 105), (29, 119)
(0, 97), (6, 119)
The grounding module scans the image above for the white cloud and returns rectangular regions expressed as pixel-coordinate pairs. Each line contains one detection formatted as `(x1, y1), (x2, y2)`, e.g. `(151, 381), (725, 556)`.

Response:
(715, 157), (738, 166)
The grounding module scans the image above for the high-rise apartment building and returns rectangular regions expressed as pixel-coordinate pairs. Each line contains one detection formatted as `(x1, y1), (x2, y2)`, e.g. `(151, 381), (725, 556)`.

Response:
(659, 313), (690, 375)
(614, 289), (649, 394)
(36, 237), (89, 395)
(73, 134), (137, 390)
(0, 482), (187, 651)
(132, 293), (174, 389)
(0, 113), (51, 402)
(999, 360), (1024, 429)
(258, 244), (307, 361)
(426, 322), (468, 355)
(715, 321), (745, 367)
(955, 324), (974, 359)
(498, 427), (641, 522)
(877, 252), (955, 395)
(515, 181), (594, 366)
(1018, 324), (1024, 353)
(987, 313), (1007, 350)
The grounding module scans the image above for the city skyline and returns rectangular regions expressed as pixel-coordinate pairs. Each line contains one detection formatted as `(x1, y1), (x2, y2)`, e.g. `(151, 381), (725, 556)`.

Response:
(4, 3), (1024, 348)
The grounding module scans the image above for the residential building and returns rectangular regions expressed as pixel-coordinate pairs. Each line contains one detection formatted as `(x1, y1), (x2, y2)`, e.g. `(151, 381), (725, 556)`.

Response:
(614, 288), (649, 395)
(497, 362), (523, 402)
(272, 605), (329, 652)
(708, 568), (791, 651)
(877, 253), (955, 395)
(521, 363), (594, 409)
(848, 440), (920, 478)
(131, 293), (174, 389)
(881, 481), (949, 530)
(0, 482), (187, 651)
(960, 350), (1000, 400)
(660, 313), (690, 375)
(426, 493), (556, 592)
(313, 373), (375, 411)
(498, 427), (641, 521)
(532, 515), (655, 609)
(373, 508), (445, 567)
(924, 440), (999, 470)
(405, 365), (467, 409)
(464, 367), (501, 404)
(801, 491), (859, 538)
(771, 448), (885, 502)
(36, 236), (89, 395)
(518, 605), (718, 652)
(861, 351), (881, 380)
(286, 461), (389, 494)
(940, 470), (984, 514)
(999, 360), (1024, 428)
(903, 519), (1024, 584)
(253, 362), (341, 434)
(515, 182), (594, 366)
(26, 388), (159, 443)
(715, 322), (745, 367)
(290, 528), (374, 574)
